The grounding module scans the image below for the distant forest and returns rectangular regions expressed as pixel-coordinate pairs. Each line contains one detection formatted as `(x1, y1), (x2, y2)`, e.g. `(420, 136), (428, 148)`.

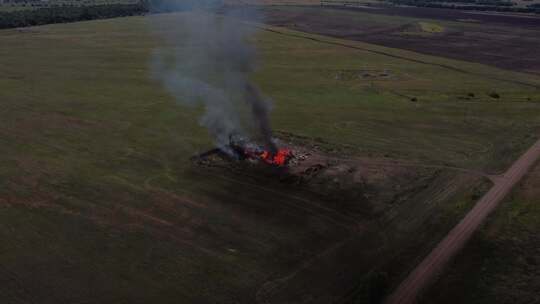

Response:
(0, 2), (149, 29)
(1, 0), (539, 29)
(385, 0), (540, 12)
(0, 0), (227, 29)
(321, 0), (540, 13)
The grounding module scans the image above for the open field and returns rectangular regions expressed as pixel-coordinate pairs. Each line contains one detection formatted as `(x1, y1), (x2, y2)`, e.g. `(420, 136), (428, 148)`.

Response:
(0, 12), (540, 303)
(387, 139), (540, 304)
(420, 160), (540, 304)
(254, 5), (540, 73)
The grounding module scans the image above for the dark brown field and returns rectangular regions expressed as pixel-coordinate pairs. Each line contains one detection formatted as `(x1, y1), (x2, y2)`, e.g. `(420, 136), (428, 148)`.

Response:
(252, 5), (540, 73)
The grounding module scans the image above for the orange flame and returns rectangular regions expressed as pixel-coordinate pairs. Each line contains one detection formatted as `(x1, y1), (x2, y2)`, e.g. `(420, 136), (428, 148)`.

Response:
(260, 149), (292, 166)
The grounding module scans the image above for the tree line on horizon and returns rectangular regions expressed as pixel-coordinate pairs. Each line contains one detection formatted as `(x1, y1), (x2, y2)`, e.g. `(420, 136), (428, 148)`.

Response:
(0, 2), (149, 29)
(1, 0), (539, 30)
(385, 0), (540, 12)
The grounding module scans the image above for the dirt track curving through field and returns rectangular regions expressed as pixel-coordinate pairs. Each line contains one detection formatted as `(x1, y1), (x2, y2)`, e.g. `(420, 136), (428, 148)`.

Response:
(385, 138), (540, 304)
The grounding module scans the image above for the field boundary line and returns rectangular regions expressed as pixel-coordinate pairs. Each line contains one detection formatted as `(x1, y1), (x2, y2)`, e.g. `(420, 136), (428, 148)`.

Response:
(257, 25), (540, 90)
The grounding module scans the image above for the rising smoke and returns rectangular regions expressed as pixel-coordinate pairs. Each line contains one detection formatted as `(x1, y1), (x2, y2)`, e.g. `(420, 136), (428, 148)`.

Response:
(149, 0), (277, 154)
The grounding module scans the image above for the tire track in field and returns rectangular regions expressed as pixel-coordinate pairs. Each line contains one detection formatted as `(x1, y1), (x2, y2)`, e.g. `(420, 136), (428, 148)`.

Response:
(202, 171), (361, 230)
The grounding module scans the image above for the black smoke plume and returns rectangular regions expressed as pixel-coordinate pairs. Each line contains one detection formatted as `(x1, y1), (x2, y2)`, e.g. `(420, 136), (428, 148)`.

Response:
(149, 0), (277, 154)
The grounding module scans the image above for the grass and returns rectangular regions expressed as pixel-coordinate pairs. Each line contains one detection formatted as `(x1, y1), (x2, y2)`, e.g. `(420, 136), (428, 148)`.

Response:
(421, 161), (540, 304)
(0, 12), (539, 303)
(399, 22), (445, 36)
(418, 21), (444, 33)
(252, 24), (540, 172)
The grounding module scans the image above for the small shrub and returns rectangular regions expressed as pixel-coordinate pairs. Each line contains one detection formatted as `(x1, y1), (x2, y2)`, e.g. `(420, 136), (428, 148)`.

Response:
(488, 91), (500, 99)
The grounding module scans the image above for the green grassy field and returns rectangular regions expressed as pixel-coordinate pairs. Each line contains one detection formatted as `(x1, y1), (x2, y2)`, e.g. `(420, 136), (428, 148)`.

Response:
(421, 161), (540, 304)
(253, 27), (540, 173)
(0, 12), (539, 303)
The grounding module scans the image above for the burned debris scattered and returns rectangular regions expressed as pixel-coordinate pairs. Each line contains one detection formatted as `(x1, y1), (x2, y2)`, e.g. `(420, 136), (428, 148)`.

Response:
(191, 135), (294, 168)
(190, 134), (360, 194)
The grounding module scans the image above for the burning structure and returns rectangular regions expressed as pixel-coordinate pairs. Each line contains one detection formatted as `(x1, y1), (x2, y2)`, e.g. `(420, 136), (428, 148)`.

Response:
(193, 135), (294, 167)
(147, 0), (360, 193)
(148, 1), (329, 176)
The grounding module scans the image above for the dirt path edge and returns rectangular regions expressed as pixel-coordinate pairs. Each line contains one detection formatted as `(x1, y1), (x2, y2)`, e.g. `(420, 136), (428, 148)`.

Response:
(384, 138), (540, 304)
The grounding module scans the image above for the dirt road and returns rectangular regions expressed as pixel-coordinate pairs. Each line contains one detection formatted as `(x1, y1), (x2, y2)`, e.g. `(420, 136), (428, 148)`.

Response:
(385, 138), (540, 304)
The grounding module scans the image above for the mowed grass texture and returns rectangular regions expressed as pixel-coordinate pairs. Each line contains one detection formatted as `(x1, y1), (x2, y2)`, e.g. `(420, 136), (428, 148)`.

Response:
(0, 13), (539, 303)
